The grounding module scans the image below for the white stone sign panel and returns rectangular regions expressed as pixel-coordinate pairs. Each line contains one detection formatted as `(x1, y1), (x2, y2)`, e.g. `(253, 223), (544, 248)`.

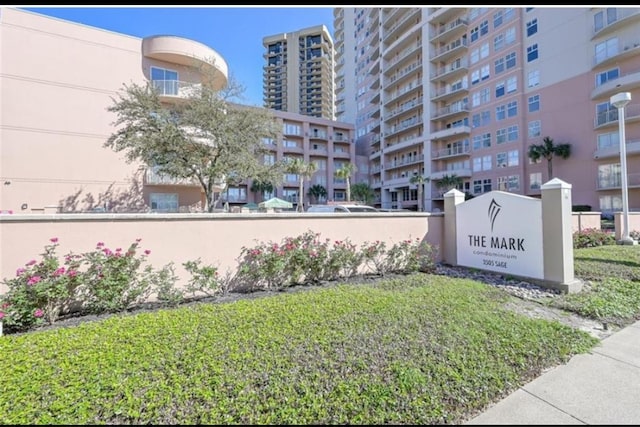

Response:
(456, 191), (544, 279)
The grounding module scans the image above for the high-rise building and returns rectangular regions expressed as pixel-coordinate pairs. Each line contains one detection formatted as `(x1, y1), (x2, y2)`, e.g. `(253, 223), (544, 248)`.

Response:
(334, 7), (640, 215)
(263, 24), (335, 120)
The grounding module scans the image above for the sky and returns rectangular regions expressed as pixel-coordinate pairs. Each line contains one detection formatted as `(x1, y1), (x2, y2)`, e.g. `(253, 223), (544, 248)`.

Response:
(18, 6), (336, 107)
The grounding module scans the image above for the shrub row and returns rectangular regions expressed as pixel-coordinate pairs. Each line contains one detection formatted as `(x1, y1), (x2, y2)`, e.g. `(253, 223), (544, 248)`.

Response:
(0, 231), (437, 334)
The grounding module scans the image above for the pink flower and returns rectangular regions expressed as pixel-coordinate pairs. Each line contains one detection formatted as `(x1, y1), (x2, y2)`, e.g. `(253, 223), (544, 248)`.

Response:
(33, 308), (44, 318)
(26, 259), (37, 266)
(67, 269), (78, 278)
(16, 267), (26, 276)
(7, 210), (12, 214)
(0, 312), (5, 320)
(136, 238), (142, 243)
(144, 249), (151, 255)
(115, 248), (122, 252)
(50, 237), (58, 243)
(53, 267), (66, 276)
(27, 276), (42, 286)
(96, 242), (104, 247)
(103, 248), (113, 256)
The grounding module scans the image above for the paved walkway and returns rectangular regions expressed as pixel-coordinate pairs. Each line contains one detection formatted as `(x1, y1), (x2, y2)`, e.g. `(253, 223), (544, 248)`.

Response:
(466, 320), (640, 425)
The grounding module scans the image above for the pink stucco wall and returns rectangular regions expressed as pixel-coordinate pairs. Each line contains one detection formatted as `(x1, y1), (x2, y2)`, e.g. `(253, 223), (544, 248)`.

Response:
(0, 213), (444, 294)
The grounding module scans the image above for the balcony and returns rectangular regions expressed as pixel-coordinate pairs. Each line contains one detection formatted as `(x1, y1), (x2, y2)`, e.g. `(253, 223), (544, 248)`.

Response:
(152, 80), (201, 102)
(383, 8), (420, 41)
(430, 167), (472, 180)
(384, 78), (422, 105)
(596, 172), (640, 190)
(384, 154), (424, 170)
(593, 40), (640, 69)
(431, 83), (469, 102)
(385, 116), (423, 138)
(430, 124), (471, 141)
(142, 35), (228, 90)
(432, 102), (469, 120)
(144, 168), (200, 187)
(384, 41), (422, 71)
(594, 139), (640, 160)
(385, 97), (423, 121)
(384, 61), (422, 86)
(333, 148), (350, 159)
(384, 133), (423, 154)
(592, 8), (640, 39)
(431, 36), (468, 62)
(430, 58), (469, 81)
(594, 104), (640, 129)
(432, 143), (471, 159)
(591, 68), (640, 100)
(430, 17), (469, 44)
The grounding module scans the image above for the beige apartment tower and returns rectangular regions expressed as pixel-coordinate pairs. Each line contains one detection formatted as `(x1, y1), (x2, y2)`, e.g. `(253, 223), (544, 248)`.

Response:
(263, 24), (335, 120)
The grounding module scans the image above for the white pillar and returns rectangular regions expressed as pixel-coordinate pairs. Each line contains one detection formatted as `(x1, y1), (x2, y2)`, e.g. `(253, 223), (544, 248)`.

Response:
(443, 189), (465, 266)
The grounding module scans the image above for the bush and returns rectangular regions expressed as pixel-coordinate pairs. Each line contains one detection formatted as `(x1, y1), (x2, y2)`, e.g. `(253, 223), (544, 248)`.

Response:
(572, 205), (592, 212)
(573, 228), (615, 249)
(0, 238), (83, 332)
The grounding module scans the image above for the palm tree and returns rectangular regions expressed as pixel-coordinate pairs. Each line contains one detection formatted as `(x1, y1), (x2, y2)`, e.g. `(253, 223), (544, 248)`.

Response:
(334, 162), (357, 202)
(409, 174), (430, 212)
(350, 182), (376, 205)
(307, 184), (328, 205)
(250, 179), (274, 202)
(285, 158), (318, 212)
(527, 136), (572, 181)
(435, 174), (463, 193)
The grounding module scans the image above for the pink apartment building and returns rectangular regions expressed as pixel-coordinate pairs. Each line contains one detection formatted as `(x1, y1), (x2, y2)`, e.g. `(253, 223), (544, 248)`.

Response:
(335, 7), (640, 214)
(0, 8), (356, 214)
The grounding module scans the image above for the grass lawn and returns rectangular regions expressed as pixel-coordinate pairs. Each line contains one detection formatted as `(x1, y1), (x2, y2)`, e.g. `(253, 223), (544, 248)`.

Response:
(0, 245), (638, 424)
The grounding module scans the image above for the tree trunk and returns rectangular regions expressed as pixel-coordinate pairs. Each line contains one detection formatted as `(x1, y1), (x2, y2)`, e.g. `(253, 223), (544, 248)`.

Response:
(547, 156), (553, 181)
(418, 185), (423, 212)
(298, 180), (304, 212)
(346, 177), (351, 202)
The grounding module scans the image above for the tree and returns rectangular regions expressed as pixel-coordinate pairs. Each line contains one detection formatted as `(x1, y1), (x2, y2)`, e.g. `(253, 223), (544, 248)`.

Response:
(105, 72), (281, 212)
(409, 174), (430, 212)
(350, 182), (376, 205)
(435, 174), (463, 192)
(307, 184), (327, 205)
(284, 158), (318, 212)
(250, 179), (274, 201)
(527, 136), (572, 181)
(334, 162), (357, 202)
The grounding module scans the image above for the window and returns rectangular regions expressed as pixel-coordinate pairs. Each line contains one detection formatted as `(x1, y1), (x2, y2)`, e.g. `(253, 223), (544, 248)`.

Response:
(506, 76), (517, 93)
(528, 120), (541, 137)
(495, 57), (505, 74)
(497, 176), (508, 190)
(508, 150), (519, 166)
(470, 48), (480, 64)
(470, 27), (479, 42)
(473, 180), (482, 194)
(494, 33), (505, 51)
(598, 163), (621, 189)
(496, 128), (507, 144)
(150, 193), (178, 213)
(505, 52), (516, 69)
(483, 179), (492, 192)
(471, 69), (480, 85)
(599, 195), (622, 212)
(528, 69), (540, 88)
(594, 8), (618, 33)
(480, 42), (489, 59)
(264, 153), (276, 165)
(505, 27), (516, 45)
(528, 94), (540, 112)
(527, 43), (539, 62)
(472, 132), (491, 150)
(597, 131), (619, 150)
(493, 9), (504, 28)
(496, 152), (507, 168)
(481, 64), (490, 81)
(596, 68), (619, 86)
(151, 66), (178, 96)
(472, 113), (481, 128)
(507, 101), (518, 117)
(283, 123), (301, 135)
(595, 37), (618, 64)
(283, 139), (298, 148)
(480, 20), (489, 36)
(526, 18), (538, 37)
(313, 158), (327, 170)
(496, 105), (506, 121)
(530, 172), (542, 190)
(508, 175), (520, 191)
(480, 87), (490, 104)
(472, 91), (481, 107)
(508, 125), (519, 142)
(481, 110), (491, 126)
(226, 187), (247, 202)
(482, 155), (492, 170)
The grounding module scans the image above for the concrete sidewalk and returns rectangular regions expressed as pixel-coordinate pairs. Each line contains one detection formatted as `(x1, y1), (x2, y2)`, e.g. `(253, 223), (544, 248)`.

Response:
(466, 320), (640, 425)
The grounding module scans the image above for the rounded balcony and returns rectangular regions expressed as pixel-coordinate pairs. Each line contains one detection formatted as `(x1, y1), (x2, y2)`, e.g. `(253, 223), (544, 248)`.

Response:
(142, 35), (228, 90)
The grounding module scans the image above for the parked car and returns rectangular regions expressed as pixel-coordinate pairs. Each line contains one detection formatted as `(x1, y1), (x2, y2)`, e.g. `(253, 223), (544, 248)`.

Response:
(306, 204), (379, 213)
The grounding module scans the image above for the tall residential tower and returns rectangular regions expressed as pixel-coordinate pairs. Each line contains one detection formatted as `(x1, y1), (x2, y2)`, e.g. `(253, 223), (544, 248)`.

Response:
(334, 7), (640, 214)
(263, 24), (335, 120)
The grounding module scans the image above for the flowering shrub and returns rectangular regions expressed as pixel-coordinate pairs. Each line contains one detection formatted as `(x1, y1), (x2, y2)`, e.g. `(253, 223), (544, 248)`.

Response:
(573, 228), (615, 249)
(0, 238), (83, 332)
(326, 239), (362, 280)
(182, 258), (224, 298)
(385, 238), (438, 274)
(81, 240), (168, 313)
(361, 240), (389, 276)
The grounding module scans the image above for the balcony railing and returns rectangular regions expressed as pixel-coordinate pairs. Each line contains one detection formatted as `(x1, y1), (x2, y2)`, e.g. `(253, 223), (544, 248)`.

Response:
(152, 80), (201, 98)
(596, 172), (640, 189)
(594, 104), (640, 127)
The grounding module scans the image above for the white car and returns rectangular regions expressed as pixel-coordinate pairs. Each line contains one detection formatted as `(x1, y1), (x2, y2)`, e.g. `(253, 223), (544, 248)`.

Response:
(306, 204), (378, 213)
